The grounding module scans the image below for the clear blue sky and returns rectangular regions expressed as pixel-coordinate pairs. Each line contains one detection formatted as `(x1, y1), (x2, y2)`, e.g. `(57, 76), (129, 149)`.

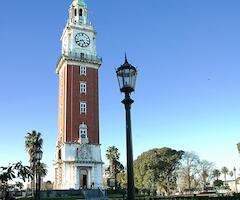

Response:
(1, 0), (240, 181)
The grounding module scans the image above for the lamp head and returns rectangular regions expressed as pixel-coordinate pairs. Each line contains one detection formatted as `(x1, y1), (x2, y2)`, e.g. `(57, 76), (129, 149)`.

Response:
(36, 149), (43, 161)
(116, 55), (137, 94)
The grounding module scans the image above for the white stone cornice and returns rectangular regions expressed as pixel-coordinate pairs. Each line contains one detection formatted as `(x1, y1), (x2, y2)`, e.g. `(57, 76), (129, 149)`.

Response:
(70, 23), (95, 33)
(56, 56), (65, 74)
(56, 55), (101, 74)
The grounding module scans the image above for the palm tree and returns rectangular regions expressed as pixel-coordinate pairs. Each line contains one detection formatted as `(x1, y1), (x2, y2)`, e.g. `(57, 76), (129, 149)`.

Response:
(106, 146), (120, 176)
(25, 130), (43, 197)
(221, 167), (229, 186)
(229, 171), (234, 179)
(212, 169), (221, 180)
(106, 146), (120, 188)
(36, 162), (48, 195)
(37, 163), (48, 178)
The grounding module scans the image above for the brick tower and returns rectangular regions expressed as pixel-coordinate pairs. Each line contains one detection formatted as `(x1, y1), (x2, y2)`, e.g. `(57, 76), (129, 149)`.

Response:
(54, 0), (103, 189)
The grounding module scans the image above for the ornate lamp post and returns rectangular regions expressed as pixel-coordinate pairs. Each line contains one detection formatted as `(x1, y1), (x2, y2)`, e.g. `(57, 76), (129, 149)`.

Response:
(116, 55), (137, 200)
(35, 149), (43, 200)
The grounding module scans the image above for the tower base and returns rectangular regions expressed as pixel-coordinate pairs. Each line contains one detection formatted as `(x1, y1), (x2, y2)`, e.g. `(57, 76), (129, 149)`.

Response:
(54, 143), (103, 189)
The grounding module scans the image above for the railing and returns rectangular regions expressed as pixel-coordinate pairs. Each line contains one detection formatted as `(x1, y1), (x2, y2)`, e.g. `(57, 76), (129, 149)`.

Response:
(63, 50), (102, 64)
(69, 19), (94, 28)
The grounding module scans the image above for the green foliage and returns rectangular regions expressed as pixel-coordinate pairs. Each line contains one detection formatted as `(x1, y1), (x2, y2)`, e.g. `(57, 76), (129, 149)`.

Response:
(106, 146), (120, 161)
(37, 162), (48, 177)
(25, 130), (43, 164)
(213, 179), (224, 187)
(15, 182), (24, 190)
(134, 147), (184, 194)
(25, 130), (46, 196)
(106, 146), (124, 189)
(0, 162), (31, 193)
(106, 146), (121, 176)
(221, 166), (229, 174)
(221, 166), (229, 183)
(116, 172), (127, 189)
(212, 169), (221, 180)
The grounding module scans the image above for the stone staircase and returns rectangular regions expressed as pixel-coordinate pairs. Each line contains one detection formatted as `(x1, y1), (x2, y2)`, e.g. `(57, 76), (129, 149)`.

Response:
(82, 189), (108, 200)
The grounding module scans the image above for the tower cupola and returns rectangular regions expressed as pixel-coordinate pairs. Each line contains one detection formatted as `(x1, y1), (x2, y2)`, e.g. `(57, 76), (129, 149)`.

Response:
(77, 0), (87, 7)
(69, 0), (88, 25)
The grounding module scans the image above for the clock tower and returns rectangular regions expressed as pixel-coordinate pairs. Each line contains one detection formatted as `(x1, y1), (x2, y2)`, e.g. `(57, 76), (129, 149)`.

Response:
(54, 0), (103, 189)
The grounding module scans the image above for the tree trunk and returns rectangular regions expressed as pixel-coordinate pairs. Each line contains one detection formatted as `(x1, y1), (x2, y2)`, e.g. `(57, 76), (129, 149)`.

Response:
(224, 174), (227, 186)
(109, 160), (113, 177)
(187, 168), (191, 193)
(31, 163), (36, 198)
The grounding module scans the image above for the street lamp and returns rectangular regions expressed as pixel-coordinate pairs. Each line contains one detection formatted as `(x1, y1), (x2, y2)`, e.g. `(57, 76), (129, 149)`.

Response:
(35, 149), (43, 200)
(116, 55), (137, 200)
(234, 167), (238, 193)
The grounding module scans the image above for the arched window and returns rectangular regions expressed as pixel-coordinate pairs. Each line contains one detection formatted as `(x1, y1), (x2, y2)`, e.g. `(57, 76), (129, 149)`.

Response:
(79, 123), (88, 144)
(74, 9), (77, 16)
(76, 148), (79, 158)
(58, 149), (62, 160)
(79, 9), (83, 16)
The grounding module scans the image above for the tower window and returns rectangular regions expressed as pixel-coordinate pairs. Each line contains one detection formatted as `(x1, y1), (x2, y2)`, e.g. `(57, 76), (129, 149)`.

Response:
(80, 66), (86, 76)
(76, 148), (79, 158)
(74, 9), (77, 16)
(79, 9), (83, 16)
(80, 102), (87, 114)
(58, 149), (62, 160)
(79, 123), (88, 144)
(80, 82), (87, 94)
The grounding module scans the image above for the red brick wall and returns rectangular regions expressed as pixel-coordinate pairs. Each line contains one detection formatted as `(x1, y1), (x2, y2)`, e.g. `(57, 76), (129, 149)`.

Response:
(65, 65), (99, 144)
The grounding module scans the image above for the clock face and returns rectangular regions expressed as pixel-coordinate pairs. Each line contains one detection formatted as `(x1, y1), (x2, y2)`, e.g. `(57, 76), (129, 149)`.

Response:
(75, 32), (90, 47)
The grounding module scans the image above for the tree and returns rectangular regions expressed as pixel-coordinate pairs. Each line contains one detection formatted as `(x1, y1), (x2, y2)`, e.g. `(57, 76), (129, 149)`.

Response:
(15, 182), (24, 190)
(212, 169), (221, 180)
(25, 130), (43, 196)
(229, 171), (233, 179)
(0, 162), (31, 200)
(45, 181), (53, 190)
(106, 146), (120, 176)
(221, 167), (229, 185)
(116, 172), (127, 189)
(198, 160), (213, 190)
(178, 151), (200, 193)
(134, 147), (184, 195)
(42, 180), (53, 195)
(213, 179), (224, 188)
(106, 146), (123, 189)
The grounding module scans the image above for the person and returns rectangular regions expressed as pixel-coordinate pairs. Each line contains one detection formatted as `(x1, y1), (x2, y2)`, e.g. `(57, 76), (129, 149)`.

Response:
(91, 182), (94, 189)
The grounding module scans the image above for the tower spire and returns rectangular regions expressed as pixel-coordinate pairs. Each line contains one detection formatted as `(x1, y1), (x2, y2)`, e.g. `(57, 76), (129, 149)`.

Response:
(125, 52), (129, 64)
